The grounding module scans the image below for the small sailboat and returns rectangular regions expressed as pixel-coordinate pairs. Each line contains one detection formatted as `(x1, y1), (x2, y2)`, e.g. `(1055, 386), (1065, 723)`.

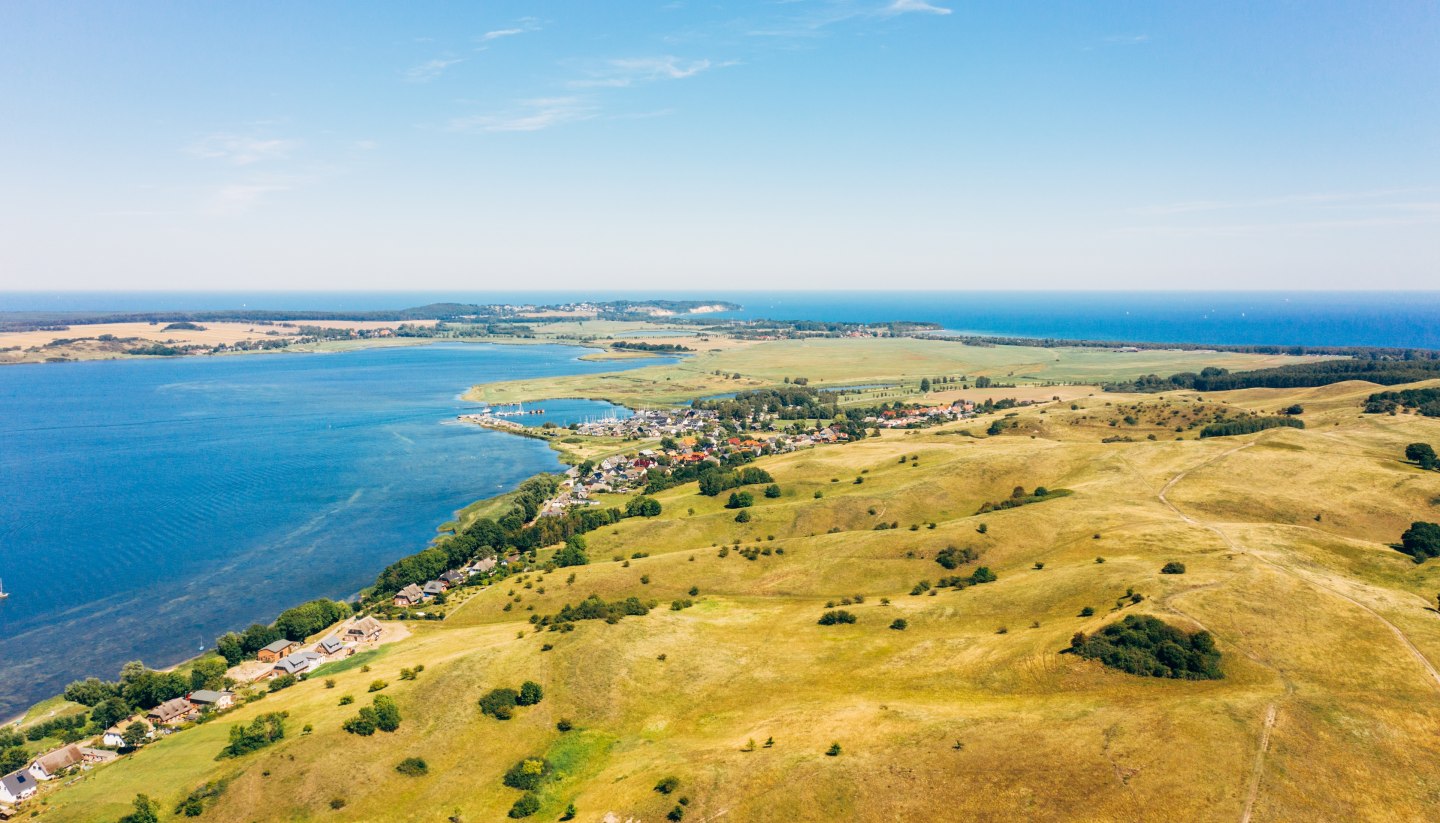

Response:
(0, 577), (8, 600)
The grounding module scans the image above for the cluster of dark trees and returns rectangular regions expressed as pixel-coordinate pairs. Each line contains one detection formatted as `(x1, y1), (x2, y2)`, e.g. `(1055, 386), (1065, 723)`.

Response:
(61, 657), (231, 738)
(1406, 443), (1438, 470)
(698, 466), (775, 497)
(612, 341), (693, 353)
(935, 546), (979, 570)
(1070, 615), (1222, 680)
(1198, 416), (1304, 438)
(479, 681), (544, 720)
(539, 595), (652, 628)
(214, 599), (352, 665)
(693, 386), (839, 421)
(341, 695), (401, 736)
(976, 486), (1068, 514)
(817, 610), (857, 625)
(1398, 522), (1440, 563)
(1366, 387), (1440, 417)
(1109, 359), (1440, 394)
(936, 566), (997, 589)
(217, 712), (287, 758)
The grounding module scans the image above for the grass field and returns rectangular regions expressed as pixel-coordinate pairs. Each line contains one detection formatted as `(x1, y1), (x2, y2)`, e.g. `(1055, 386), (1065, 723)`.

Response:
(466, 336), (1332, 408)
(32, 374), (1440, 822)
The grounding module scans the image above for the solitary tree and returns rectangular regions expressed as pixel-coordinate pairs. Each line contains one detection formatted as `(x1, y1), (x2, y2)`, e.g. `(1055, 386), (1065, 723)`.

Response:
(1406, 443), (1437, 470)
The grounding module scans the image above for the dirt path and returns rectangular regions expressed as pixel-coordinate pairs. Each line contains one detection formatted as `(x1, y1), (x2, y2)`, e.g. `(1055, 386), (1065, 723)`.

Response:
(1156, 439), (1440, 823)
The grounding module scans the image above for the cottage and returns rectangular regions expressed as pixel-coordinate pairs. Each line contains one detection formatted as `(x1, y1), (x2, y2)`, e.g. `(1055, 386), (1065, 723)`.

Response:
(187, 689), (235, 711)
(421, 580), (446, 598)
(271, 650), (323, 678)
(393, 583), (424, 607)
(256, 638), (299, 663)
(102, 717), (152, 748)
(316, 636), (346, 657)
(439, 570), (466, 588)
(470, 557), (497, 575)
(147, 697), (196, 726)
(0, 770), (36, 806)
(28, 744), (83, 780)
(78, 747), (119, 765)
(342, 616), (383, 643)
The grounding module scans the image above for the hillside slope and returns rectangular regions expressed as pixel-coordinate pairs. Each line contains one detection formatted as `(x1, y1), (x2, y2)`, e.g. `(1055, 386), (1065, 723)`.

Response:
(38, 389), (1440, 822)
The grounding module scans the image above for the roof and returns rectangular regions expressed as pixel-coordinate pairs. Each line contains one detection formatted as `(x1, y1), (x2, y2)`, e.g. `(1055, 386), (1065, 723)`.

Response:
(1, 770), (35, 799)
(261, 638), (296, 653)
(148, 697), (193, 722)
(395, 583), (423, 601)
(78, 747), (118, 762)
(33, 744), (83, 774)
(188, 689), (231, 704)
(422, 581), (445, 594)
(273, 651), (322, 675)
(440, 570), (465, 583)
(345, 616), (382, 636)
(318, 636), (344, 653)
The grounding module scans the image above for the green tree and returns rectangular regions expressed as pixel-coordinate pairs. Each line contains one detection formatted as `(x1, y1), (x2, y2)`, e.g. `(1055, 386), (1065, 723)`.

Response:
(554, 535), (589, 568)
(1406, 442), (1437, 469)
(479, 687), (520, 719)
(517, 680), (544, 707)
(118, 794), (160, 823)
(920, 377), (931, 392)
(90, 696), (131, 731)
(763, 484), (782, 498)
(373, 695), (402, 732)
(508, 793), (541, 818)
(189, 655), (228, 691)
(725, 491), (754, 509)
(122, 721), (150, 749)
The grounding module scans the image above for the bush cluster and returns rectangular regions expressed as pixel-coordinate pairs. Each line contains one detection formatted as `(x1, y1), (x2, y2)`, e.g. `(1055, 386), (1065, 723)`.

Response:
(1070, 615), (1222, 680)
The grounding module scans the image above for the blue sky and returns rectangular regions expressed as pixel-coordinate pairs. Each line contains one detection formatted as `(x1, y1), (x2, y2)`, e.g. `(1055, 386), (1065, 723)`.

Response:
(1, 1), (1436, 291)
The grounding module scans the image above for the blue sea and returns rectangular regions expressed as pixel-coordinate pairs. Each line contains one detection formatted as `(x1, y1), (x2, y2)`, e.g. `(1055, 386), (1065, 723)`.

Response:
(5, 290), (1440, 349)
(0, 344), (651, 718)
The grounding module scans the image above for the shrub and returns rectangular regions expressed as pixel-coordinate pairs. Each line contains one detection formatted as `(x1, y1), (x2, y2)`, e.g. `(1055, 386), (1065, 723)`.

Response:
(1399, 521), (1440, 562)
(817, 610), (857, 626)
(508, 792), (541, 818)
(395, 757), (428, 776)
(1406, 443), (1437, 469)
(725, 491), (754, 509)
(217, 713), (285, 759)
(935, 545), (978, 570)
(655, 776), (681, 794)
(1161, 562), (1187, 574)
(735, 510), (751, 523)
(338, 695), (354, 705)
(268, 673), (297, 693)
(764, 484), (782, 498)
(504, 757), (553, 791)
(556, 718), (573, 732)
(372, 695), (401, 732)
(668, 805), (685, 821)
(479, 687), (520, 719)
(826, 742), (842, 756)
(1079, 606), (1096, 617)
(890, 619), (908, 631)
(368, 679), (388, 692)
(517, 681), (544, 706)
(1070, 614), (1223, 679)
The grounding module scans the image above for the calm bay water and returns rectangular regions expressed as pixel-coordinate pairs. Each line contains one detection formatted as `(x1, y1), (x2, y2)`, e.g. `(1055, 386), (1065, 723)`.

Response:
(0, 344), (649, 718)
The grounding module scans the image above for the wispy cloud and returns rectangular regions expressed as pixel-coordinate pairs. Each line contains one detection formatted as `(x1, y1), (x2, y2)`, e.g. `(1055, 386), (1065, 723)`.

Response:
(1104, 34), (1150, 45)
(447, 97), (597, 133)
(404, 57), (465, 82)
(883, 0), (952, 16)
(187, 134), (298, 165)
(571, 56), (727, 88)
(480, 28), (525, 42)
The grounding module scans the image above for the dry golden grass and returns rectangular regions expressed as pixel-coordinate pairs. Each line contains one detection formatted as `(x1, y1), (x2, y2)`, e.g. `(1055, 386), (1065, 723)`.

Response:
(35, 383), (1440, 822)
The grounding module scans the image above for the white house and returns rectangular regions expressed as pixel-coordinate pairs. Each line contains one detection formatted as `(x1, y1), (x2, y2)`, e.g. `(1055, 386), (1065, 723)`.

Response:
(28, 744), (83, 780)
(0, 770), (37, 806)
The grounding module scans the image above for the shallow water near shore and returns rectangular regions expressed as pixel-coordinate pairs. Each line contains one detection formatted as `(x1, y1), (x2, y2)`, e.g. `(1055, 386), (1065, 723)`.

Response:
(0, 343), (652, 718)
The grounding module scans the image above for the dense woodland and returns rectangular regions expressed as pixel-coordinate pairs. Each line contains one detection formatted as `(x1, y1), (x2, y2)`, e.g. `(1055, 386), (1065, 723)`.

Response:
(1365, 388), (1440, 418)
(1070, 615), (1223, 680)
(1106, 360), (1440, 393)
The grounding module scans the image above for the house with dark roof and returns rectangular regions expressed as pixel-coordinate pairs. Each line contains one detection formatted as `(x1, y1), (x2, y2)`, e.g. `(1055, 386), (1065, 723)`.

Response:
(271, 650), (323, 678)
(0, 770), (37, 806)
(317, 636), (345, 657)
(422, 580), (446, 598)
(440, 570), (466, 587)
(187, 689), (235, 711)
(257, 638), (299, 663)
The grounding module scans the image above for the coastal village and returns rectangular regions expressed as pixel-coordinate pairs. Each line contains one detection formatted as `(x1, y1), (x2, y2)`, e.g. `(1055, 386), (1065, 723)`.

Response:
(1, 390), (1002, 815)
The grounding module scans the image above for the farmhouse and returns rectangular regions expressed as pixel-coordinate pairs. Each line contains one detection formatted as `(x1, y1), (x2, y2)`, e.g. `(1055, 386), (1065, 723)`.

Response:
(256, 638), (299, 663)
(0, 770), (37, 806)
(148, 697), (196, 726)
(187, 689), (235, 711)
(28, 744), (83, 780)
(78, 748), (118, 765)
(343, 616), (383, 643)
(393, 583), (424, 607)
(271, 650), (323, 678)
(102, 717), (152, 748)
(316, 636), (346, 657)
(422, 580), (447, 598)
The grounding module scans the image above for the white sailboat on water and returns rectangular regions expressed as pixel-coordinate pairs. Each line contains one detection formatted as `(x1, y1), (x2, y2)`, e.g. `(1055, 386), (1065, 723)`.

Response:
(0, 577), (8, 599)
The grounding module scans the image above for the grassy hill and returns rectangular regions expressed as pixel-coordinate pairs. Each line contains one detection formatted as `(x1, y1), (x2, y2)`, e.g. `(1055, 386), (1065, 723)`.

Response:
(34, 384), (1440, 822)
